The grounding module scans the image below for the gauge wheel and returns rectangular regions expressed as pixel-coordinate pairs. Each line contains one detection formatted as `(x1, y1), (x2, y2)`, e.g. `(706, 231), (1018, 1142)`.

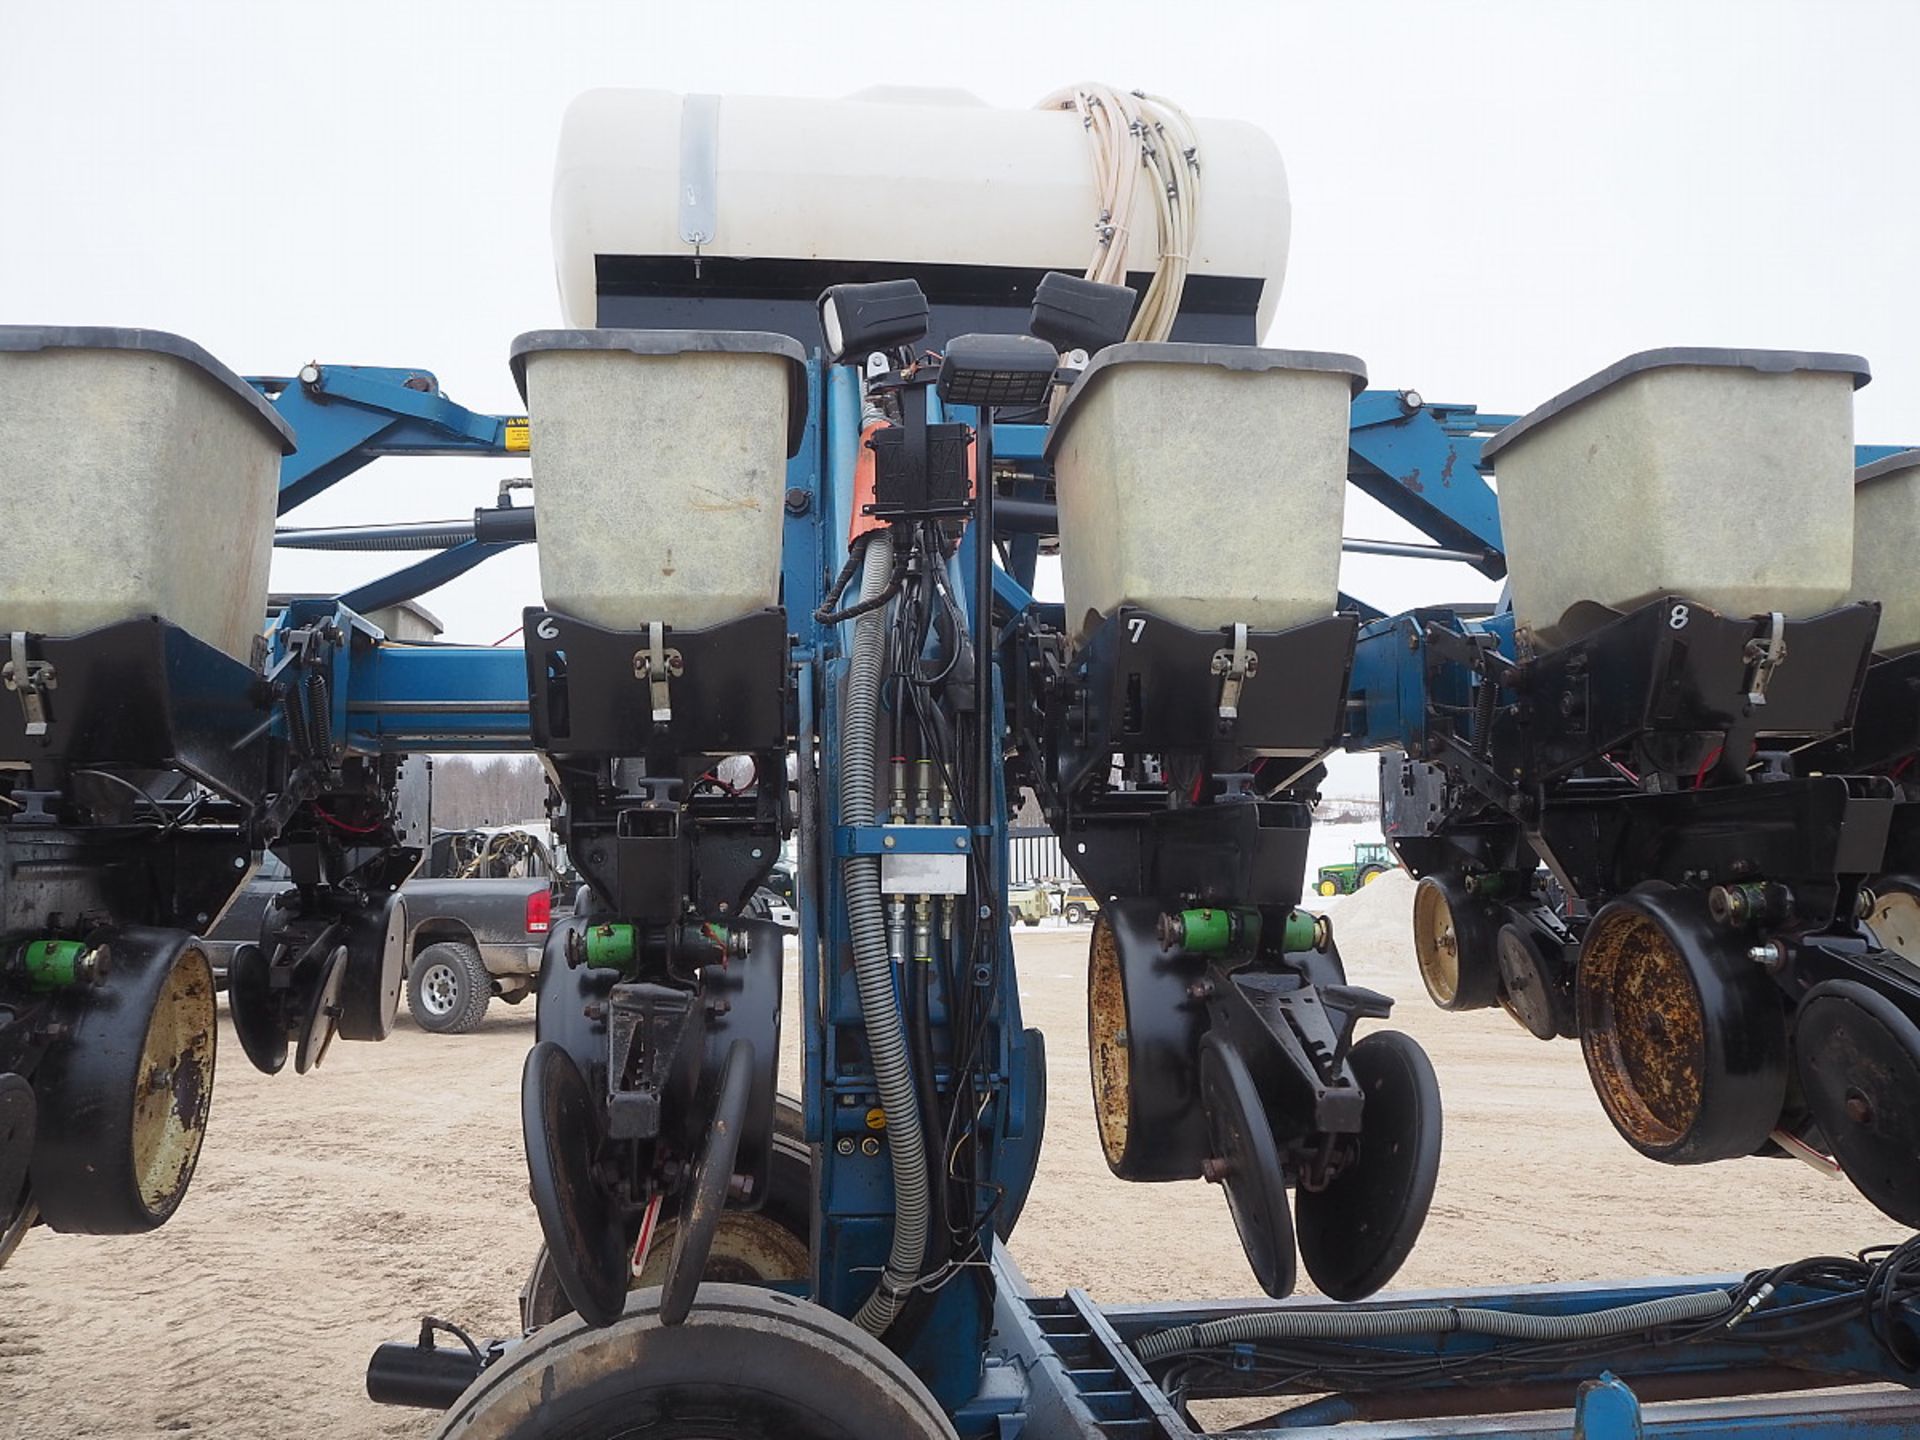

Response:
(1576, 887), (1787, 1164)
(1411, 875), (1501, 1011)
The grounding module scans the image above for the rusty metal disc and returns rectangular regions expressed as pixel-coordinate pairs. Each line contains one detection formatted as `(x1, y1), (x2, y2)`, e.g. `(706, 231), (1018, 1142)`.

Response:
(1199, 1032), (1296, 1299)
(1795, 979), (1920, 1228)
(524, 1039), (628, 1328)
(1576, 887), (1786, 1164)
(661, 1038), (753, 1327)
(293, 944), (348, 1075)
(33, 930), (217, 1234)
(1412, 876), (1501, 1012)
(0, 1073), (33, 1268)
(1295, 1030), (1442, 1301)
(1086, 901), (1208, 1181)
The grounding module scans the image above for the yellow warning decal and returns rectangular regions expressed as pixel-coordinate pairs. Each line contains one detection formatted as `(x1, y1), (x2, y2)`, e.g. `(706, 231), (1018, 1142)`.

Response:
(504, 418), (530, 453)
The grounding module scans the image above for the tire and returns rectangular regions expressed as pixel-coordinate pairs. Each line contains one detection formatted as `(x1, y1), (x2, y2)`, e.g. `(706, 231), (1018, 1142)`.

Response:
(409, 942), (492, 1035)
(1022, 917), (1040, 927)
(1318, 877), (1341, 897)
(436, 1285), (955, 1440)
(1360, 866), (1387, 887)
(1064, 903), (1087, 925)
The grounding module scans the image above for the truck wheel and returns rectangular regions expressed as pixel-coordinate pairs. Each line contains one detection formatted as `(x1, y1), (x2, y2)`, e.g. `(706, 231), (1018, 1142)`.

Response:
(409, 943), (491, 1035)
(1360, 866), (1387, 887)
(1064, 903), (1087, 925)
(1318, 877), (1341, 897)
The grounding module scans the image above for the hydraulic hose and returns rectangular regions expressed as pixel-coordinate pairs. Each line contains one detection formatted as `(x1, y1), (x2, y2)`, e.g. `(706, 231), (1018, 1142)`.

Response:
(1132, 1288), (1734, 1363)
(841, 530), (930, 1335)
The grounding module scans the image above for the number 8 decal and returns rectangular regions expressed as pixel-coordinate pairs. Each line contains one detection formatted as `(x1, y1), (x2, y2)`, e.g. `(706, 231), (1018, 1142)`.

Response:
(1669, 603), (1690, 631)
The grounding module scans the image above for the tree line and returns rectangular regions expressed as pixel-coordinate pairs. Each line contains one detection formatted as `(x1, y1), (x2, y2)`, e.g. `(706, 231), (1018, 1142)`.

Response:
(426, 755), (550, 832)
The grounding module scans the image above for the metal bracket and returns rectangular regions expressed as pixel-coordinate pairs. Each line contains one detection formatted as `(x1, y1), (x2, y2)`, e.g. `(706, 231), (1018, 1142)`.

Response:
(1210, 623), (1259, 733)
(1743, 610), (1788, 708)
(633, 622), (685, 725)
(3, 632), (55, 736)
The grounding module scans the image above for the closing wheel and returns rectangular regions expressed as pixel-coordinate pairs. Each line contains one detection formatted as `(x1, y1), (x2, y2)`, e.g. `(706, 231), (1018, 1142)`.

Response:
(0, 1074), (34, 1269)
(32, 929), (217, 1233)
(432, 1284), (956, 1440)
(1865, 876), (1920, 963)
(1795, 979), (1920, 1228)
(660, 1038), (753, 1327)
(227, 943), (288, 1075)
(1295, 1030), (1443, 1301)
(1087, 900), (1208, 1181)
(1199, 1032), (1297, 1299)
(1577, 887), (1788, 1164)
(524, 1040), (628, 1329)
(1497, 923), (1573, 1041)
(294, 944), (348, 1075)
(336, 892), (408, 1042)
(1412, 875), (1502, 1011)
(521, 1094), (811, 1331)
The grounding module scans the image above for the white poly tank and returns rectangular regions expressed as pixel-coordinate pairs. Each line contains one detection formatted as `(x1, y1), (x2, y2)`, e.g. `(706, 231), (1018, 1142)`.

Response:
(1483, 349), (1866, 650)
(1850, 450), (1920, 655)
(550, 88), (1291, 334)
(0, 327), (294, 665)
(1047, 344), (1363, 642)
(513, 330), (806, 631)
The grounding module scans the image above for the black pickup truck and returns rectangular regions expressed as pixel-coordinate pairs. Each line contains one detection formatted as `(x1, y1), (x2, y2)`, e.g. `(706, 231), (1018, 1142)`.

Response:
(203, 826), (568, 1035)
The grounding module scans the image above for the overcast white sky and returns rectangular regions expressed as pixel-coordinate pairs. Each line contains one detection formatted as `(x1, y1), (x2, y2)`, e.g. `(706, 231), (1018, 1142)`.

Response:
(3, 0), (1914, 794)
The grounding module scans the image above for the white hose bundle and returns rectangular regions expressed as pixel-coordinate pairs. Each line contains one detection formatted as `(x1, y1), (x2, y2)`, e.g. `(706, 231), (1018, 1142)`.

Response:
(1038, 83), (1203, 343)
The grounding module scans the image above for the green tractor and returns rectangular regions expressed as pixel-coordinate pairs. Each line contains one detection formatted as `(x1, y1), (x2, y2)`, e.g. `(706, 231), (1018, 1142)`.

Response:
(1316, 840), (1396, 897)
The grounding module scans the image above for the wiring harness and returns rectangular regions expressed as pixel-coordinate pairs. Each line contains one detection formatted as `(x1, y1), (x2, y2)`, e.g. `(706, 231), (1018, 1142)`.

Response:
(1136, 1236), (1920, 1409)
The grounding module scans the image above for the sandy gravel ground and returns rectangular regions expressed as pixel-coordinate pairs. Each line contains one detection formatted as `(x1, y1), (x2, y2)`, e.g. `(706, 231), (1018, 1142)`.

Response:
(0, 873), (1898, 1438)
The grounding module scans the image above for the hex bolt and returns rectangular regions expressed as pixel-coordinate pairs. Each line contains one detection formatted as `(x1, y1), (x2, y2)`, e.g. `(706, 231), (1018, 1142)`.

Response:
(835, 1138), (856, 1156)
(1185, 980), (1214, 1001)
(727, 1173), (755, 1202)
(860, 1137), (881, 1157)
(1746, 941), (1789, 974)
